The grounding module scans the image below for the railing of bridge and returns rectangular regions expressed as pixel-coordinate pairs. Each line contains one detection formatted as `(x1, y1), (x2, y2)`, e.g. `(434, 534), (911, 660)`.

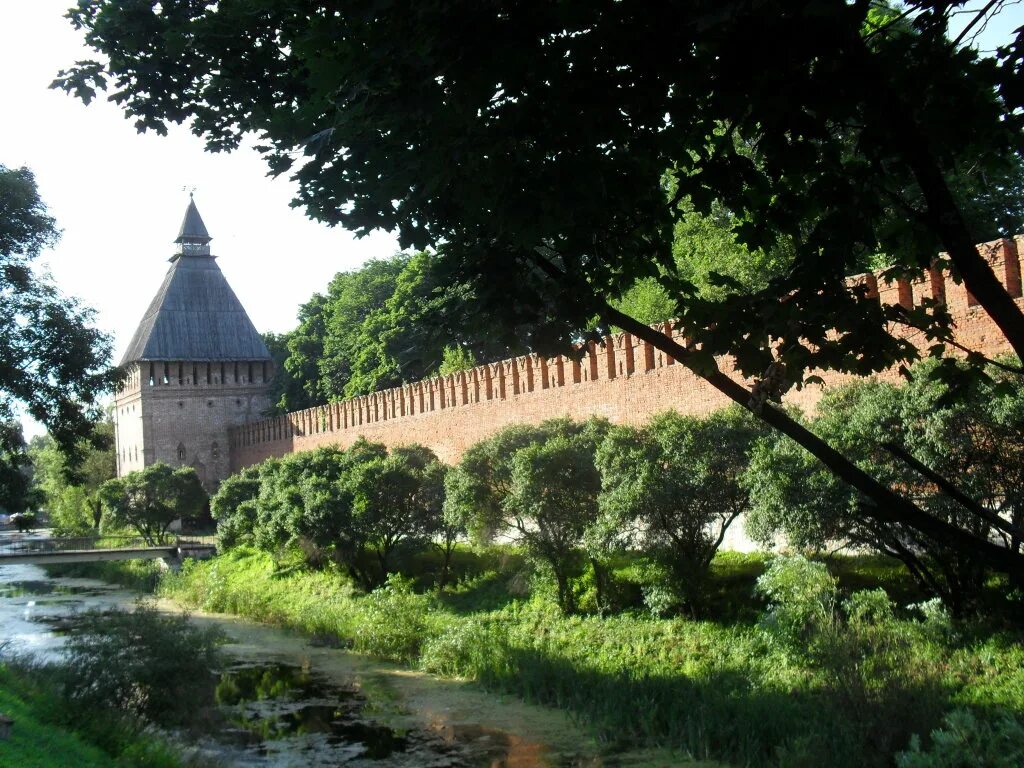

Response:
(0, 535), (217, 557)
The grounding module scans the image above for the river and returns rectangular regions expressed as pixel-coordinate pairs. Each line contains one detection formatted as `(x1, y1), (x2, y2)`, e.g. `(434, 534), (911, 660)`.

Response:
(0, 547), (679, 767)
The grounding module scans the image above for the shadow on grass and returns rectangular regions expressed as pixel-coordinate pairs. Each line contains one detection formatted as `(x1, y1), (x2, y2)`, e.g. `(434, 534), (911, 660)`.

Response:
(434, 570), (524, 614)
(472, 644), (956, 768)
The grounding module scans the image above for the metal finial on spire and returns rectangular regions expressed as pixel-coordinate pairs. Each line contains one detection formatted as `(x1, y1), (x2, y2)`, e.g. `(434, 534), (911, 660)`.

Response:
(174, 194), (212, 258)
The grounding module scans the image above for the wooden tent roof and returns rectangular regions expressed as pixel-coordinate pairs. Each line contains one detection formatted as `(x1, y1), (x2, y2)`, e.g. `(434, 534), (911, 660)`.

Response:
(120, 200), (271, 364)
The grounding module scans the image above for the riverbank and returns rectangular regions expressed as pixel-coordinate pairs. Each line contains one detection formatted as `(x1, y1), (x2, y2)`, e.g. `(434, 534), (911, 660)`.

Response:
(51, 548), (1024, 767)
(166, 548), (1024, 767)
(0, 662), (188, 768)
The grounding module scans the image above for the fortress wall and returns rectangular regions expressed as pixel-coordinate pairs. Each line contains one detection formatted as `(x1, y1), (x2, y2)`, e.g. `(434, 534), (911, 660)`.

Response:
(229, 237), (1024, 471)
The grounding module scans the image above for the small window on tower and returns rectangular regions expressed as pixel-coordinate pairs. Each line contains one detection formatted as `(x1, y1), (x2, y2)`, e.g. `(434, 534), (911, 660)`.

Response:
(211, 442), (220, 460)
(177, 443), (186, 462)
(149, 362), (155, 387)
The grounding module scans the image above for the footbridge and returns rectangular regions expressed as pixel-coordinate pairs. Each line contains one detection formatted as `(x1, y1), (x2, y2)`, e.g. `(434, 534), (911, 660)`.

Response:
(0, 535), (217, 565)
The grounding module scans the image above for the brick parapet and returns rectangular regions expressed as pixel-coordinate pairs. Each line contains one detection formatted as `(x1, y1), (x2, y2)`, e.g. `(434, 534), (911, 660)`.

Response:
(229, 238), (1024, 470)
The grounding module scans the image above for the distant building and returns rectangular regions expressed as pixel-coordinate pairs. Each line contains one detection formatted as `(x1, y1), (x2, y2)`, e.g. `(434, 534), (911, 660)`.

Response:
(113, 196), (272, 490)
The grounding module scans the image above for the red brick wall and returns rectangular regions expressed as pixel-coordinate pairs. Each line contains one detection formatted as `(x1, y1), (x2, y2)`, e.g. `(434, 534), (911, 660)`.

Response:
(229, 237), (1024, 470)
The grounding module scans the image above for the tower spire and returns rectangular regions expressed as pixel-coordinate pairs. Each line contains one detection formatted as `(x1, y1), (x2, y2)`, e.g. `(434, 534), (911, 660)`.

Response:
(174, 195), (212, 258)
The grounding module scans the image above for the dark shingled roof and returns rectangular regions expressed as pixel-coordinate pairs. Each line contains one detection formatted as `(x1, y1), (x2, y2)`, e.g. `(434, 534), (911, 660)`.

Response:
(120, 201), (271, 364)
(176, 197), (211, 243)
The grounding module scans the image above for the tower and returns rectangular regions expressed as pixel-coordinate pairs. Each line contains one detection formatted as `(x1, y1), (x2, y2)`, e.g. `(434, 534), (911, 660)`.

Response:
(113, 196), (273, 491)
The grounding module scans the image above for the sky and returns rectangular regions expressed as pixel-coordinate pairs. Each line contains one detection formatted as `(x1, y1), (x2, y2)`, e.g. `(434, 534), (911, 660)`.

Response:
(2, 1), (1023, 438)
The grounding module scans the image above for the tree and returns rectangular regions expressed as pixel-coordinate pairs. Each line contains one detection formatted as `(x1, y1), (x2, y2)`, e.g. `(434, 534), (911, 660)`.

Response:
(268, 250), (519, 409)
(209, 460), (268, 548)
(596, 408), (764, 614)
(446, 418), (608, 613)
(98, 463), (207, 545)
(0, 421), (35, 516)
(0, 165), (115, 495)
(745, 359), (1024, 613)
(29, 420), (116, 535)
(56, 1), (1024, 576)
(348, 444), (447, 584)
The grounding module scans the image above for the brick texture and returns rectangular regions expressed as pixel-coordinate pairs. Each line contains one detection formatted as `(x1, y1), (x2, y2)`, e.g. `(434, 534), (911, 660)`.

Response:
(114, 359), (272, 491)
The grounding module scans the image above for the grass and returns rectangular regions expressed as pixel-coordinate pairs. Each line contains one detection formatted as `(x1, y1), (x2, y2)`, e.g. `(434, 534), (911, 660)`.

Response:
(0, 671), (110, 768)
(0, 662), (188, 768)
(154, 545), (1024, 768)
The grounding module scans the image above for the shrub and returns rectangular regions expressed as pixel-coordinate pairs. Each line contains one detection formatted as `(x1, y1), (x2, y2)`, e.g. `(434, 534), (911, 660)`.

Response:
(60, 605), (224, 727)
(897, 709), (1024, 768)
(755, 555), (838, 659)
(596, 408), (763, 614)
(448, 418), (609, 614)
(352, 575), (431, 663)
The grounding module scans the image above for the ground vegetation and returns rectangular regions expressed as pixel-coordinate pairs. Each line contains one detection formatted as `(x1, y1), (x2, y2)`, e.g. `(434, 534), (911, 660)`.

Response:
(0, 605), (221, 768)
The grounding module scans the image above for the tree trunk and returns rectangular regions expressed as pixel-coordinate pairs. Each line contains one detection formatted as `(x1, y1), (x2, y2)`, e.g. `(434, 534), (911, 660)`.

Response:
(553, 564), (575, 615)
(438, 541), (455, 591)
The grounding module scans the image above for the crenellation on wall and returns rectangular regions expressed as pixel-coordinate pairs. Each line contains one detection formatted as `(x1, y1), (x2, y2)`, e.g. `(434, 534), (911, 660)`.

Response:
(228, 237), (1024, 472)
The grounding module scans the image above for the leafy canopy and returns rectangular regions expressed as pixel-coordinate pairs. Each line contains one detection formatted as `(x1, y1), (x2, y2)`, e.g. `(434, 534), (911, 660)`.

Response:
(55, 2), (1024, 379)
(268, 251), (519, 412)
(0, 165), (115, 488)
(98, 462), (207, 545)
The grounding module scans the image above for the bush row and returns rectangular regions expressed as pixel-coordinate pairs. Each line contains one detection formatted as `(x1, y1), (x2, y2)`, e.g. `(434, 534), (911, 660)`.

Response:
(212, 357), (1024, 615)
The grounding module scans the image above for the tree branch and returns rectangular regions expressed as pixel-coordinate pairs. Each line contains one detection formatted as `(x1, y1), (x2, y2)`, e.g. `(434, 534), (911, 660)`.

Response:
(881, 441), (1024, 540)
